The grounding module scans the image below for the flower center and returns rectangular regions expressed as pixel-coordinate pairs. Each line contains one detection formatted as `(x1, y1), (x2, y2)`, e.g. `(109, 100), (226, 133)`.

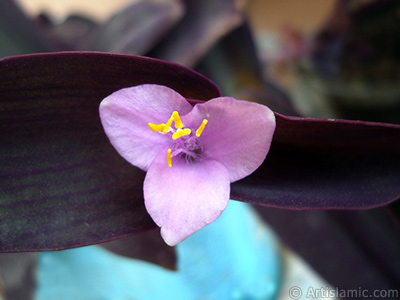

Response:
(148, 111), (208, 168)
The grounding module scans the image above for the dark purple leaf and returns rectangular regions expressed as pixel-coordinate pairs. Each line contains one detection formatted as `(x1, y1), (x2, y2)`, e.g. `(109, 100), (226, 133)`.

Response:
(231, 113), (400, 209)
(100, 229), (177, 270)
(90, 0), (183, 55)
(0, 52), (220, 252)
(148, 0), (243, 67)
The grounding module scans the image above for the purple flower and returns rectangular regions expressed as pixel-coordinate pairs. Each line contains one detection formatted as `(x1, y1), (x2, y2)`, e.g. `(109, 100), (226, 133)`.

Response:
(99, 84), (276, 245)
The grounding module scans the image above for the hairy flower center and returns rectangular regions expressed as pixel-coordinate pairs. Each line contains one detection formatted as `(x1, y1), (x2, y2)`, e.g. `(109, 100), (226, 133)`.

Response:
(148, 111), (208, 168)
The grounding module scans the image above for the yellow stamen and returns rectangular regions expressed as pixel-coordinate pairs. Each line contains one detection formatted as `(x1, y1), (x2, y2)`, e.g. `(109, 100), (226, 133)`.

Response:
(196, 119), (208, 137)
(172, 128), (191, 140)
(148, 123), (166, 132)
(172, 111), (184, 129)
(163, 115), (174, 134)
(167, 149), (172, 168)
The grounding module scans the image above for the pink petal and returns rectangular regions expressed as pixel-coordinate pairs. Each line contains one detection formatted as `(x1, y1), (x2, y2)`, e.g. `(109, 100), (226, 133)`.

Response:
(99, 84), (193, 171)
(144, 149), (230, 246)
(183, 97), (276, 182)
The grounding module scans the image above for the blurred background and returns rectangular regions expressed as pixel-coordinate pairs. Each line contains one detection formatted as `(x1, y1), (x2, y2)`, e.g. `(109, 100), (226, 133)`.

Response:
(14, 0), (336, 91)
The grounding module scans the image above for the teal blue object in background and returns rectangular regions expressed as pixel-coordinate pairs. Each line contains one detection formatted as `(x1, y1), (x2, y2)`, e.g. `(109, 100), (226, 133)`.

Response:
(37, 201), (281, 300)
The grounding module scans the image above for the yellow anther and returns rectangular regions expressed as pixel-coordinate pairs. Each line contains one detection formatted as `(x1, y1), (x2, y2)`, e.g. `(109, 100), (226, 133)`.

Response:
(167, 149), (172, 168)
(172, 111), (184, 129)
(163, 115), (174, 134)
(196, 119), (208, 137)
(148, 123), (166, 132)
(172, 128), (191, 140)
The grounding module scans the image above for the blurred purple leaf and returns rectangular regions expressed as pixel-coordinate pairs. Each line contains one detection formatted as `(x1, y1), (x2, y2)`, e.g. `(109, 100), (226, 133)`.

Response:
(100, 229), (177, 270)
(37, 14), (98, 51)
(257, 206), (400, 292)
(0, 0), (56, 57)
(148, 0), (244, 67)
(304, 0), (400, 124)
(197, 22), (300, 116)
(0, 52), (219, 252)
(0, 253), (37, 300)
(90, 0), (183, 55)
